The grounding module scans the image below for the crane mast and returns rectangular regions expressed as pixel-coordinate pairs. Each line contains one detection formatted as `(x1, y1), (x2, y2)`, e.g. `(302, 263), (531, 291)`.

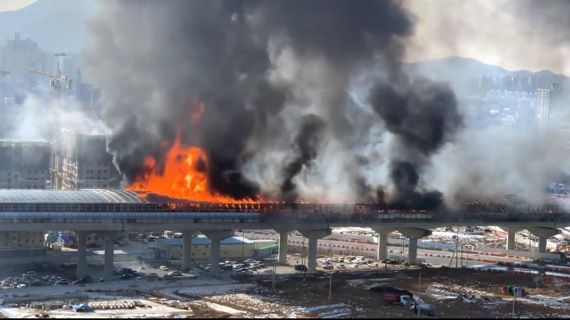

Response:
(26, 53), (73, 190)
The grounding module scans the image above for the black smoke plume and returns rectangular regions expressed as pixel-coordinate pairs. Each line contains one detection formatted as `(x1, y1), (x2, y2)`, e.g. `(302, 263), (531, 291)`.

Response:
(369, 78), (462, 209)
(281, 114), (326, 202)
(84, 0), (461, 207)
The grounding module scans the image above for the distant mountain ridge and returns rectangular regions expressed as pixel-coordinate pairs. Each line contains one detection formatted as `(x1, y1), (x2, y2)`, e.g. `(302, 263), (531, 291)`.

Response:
(404, 56), (568, 87)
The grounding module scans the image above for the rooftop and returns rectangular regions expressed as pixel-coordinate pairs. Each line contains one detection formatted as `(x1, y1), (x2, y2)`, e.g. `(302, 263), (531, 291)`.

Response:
(157, 236), (254, 246)
(0, 189), (146, 204)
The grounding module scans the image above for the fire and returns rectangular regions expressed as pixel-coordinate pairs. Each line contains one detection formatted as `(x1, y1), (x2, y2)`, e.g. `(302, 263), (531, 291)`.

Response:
(127, 133), (260, 203)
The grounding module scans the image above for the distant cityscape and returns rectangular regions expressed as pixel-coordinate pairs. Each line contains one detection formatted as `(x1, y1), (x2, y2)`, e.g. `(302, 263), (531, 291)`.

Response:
(0, 33), (116, 191)
(0, 33), (569, 193)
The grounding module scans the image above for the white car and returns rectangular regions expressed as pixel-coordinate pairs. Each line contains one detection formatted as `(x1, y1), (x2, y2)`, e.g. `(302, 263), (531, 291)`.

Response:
(159, 266), (169, 271)
(258, 269), (273, 274)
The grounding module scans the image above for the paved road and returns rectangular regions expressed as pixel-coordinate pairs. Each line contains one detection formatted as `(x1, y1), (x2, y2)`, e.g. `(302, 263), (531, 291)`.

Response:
(0, 276), (230, 300)
(237, 232), (532, 267)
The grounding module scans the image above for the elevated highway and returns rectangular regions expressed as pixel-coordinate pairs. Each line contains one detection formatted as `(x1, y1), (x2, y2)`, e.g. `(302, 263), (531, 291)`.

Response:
(0, 189), (568, 279)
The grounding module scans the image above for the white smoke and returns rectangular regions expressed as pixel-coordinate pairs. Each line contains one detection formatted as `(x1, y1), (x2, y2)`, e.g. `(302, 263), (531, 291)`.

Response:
(11, 95), (109, 140)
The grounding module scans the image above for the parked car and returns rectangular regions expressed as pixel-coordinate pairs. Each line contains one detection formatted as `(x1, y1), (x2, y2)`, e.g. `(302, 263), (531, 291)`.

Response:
(72, 304), (94, 313)
(55, 279), (69, 285)
(294, 264), (308, 272)
(159, 265), (169, 271)
(259, 269), (274, 274)
(167, 271), (182, 277)
(410, 303), (435, 316)
(323, 265), (334, 270)
(237, 269), (253, 275)
(221, 264), (233, 271)
(383, 291), (413, 306)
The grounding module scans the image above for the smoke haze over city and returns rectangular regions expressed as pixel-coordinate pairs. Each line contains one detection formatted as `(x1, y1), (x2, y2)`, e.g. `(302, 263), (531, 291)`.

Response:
(0, 0), (569, 207)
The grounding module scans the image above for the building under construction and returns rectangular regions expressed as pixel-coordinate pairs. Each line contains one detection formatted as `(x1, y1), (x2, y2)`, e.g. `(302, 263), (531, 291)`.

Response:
(0, 139), (51, 189)
(53, 129), (121, 190)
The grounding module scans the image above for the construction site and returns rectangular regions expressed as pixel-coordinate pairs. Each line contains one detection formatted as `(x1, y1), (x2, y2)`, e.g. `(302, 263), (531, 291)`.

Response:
(0, 256), (569, 318)
(1, 0), (570, 318)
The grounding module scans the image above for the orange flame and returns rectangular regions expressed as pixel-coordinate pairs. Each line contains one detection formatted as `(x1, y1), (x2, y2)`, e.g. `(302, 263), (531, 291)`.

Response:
(127, 133), (260, 203)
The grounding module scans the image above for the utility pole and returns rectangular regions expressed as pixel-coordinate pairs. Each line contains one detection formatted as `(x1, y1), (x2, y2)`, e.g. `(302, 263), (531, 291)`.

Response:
(455, 227), (459, 268)
(241, 230), (245, 258)
(302, 236), (306, 267)
(512, 290), (516, 318)
(417, 271), (422, 318)
(272, 262), (277, 292)
(328, 271), (334, 300)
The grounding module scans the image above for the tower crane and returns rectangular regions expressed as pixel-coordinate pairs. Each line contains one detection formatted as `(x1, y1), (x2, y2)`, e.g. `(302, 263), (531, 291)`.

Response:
(26, 68), (72, 102)
(25, 53), (74, 190)
(26, 52), (73, 103)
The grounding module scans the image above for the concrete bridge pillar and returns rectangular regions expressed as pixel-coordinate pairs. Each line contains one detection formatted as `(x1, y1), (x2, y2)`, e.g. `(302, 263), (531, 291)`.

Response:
(372, 228), (394, 261)
(299, 229), (331, 273)
(203, 230), (234, 275)
(76, 231), (88, 279)
(500, 226), (522, 250)
(527, 227), (559, 253)
(103, 231), (116, 282)
(182, 230), (195, 272)
(398, 228), (432, 265)
(276, 230), (290, 265)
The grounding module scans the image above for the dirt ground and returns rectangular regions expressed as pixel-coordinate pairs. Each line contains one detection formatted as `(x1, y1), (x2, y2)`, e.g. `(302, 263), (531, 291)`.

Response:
(249, 267), (570, 318)
(2, 266), (570, 318)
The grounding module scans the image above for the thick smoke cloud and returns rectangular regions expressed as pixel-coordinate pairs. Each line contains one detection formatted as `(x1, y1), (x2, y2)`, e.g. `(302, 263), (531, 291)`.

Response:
(83, 0), (465, 206)
(399, 0), (570, 207)
(85, 1), (270, 199)
(281, 114), (326, 202)
(369, 78), (461, 208)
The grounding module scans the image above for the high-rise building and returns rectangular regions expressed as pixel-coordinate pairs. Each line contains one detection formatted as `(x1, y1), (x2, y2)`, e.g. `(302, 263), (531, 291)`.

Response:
(0, 33), (55, 86)
(536, 88), (551, 128)
(0, 140), (51, 189)
(54, 129), (121, 190)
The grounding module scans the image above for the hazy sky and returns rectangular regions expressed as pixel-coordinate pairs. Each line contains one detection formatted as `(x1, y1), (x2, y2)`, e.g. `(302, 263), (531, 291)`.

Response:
(405, 0), (570, 75)
(0, 0), (568, 74)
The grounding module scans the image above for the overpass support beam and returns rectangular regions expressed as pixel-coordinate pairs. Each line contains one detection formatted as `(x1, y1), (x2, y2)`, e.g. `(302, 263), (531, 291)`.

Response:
(398, 228), (432, 265)
(276, 230), (290, 265)
(499, 226), (522, 250)
(76, 231), (88, 279)
(182, 230), (195, 272)
(299, 229), (331, 273)
(372, 228), (394, 261)
(103, 232), (116, 282)
(203, 230), (234, 275)
(527, 227), (559, 253)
